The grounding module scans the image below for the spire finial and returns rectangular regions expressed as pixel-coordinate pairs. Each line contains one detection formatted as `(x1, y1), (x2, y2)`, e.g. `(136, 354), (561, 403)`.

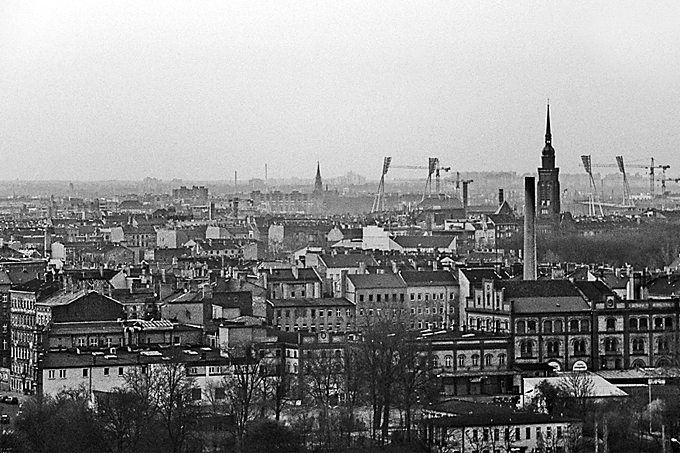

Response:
(545, 103), (552, 145)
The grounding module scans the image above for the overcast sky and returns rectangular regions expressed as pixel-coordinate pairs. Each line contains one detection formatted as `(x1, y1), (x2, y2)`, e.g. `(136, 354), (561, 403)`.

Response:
(1, 1), (679, 181)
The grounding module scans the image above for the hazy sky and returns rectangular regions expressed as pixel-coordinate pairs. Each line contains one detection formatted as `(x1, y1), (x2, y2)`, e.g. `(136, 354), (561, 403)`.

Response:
(1, 1), (679, 181)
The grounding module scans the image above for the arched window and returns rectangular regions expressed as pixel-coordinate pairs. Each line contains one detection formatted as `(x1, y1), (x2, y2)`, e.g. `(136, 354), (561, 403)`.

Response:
(629, 318), (638, 330)
(445, 355), (452, 368)
(639, 318), (648, 330)
(604, 338), (618, 352)
(520, 341), (534, 357)
(569, 320), (579, 332)
(543, 320), (553, 334)
(547, 340), (560, 356)
(658, 338), (670, 353)
(498, 354), (506, 366)
(527, 321), (537, 333)
(632, 338), (645, 353)
(554, 320), (563, 333)
(432, 356), (439, 368)
(516, 321), (525, 334)
(581, 319), (590, 332)
(606, 318), (616, 331)
(458, 354), (466, 367)
(484, 354), (493, 366)
(632, 359), (646, 368)
(574, 339), (586, 355)
(472, 354), (480, 366)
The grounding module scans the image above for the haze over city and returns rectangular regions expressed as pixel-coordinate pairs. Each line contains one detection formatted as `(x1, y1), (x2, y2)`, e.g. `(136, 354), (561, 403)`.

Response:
(1, 1), (680, 182)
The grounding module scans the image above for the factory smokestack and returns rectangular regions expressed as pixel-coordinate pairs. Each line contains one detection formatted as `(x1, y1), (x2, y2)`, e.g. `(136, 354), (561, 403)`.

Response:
(498, 189), (504, 206)
(523, 177), (537, 280)
(463, 181), (470, 215)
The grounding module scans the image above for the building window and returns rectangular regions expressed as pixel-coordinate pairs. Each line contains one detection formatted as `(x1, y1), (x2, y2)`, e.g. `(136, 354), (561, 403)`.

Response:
(191, 388), (202, 400)
(458, 355), (466, 367)
(471, 354), (479, 366)
(82, 369), (89, 378)
(432, 356), (439, 368)
(632, 338), (645, 353)
(48, 370), (55, 380)
(554, 319), (563, 333)
(543, 320), (553, 333)
(547, 340), (560, 356)
(629, 318), (638, 330)
(574, 339), (587, 355)
(59, 369), (67, 379)
(484, 354), (493, 366)
(658, 338), (670, 353)
(516, 321), (526, 334)
(604, 338), (618, 352)
(640, 318), (648, 330)
(569, 320), (579, 332)
(606, 318), (616, 331)
(655, 318), (664, 330)
(520, 340), (534, 357)
(527, 320), (537, 333)
(499, 354), (506, 366)
(103, 367), (110, 376)
(581, 319), (590, 332)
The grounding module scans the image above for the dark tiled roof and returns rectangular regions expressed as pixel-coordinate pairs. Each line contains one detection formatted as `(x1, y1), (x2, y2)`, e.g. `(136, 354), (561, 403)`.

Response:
(597, 272), (628, 290)
(512, 296), (590, 314)
(500, 280), (580, 298)
(266, 268), (320, 283)
(268, 297), (354, 308)
(400, 271), (456, 286)
(347, 273), (406, 289)
(647, 275), (680, 297)
(574, 281), (616, 302)
(459, 268), (509, 284)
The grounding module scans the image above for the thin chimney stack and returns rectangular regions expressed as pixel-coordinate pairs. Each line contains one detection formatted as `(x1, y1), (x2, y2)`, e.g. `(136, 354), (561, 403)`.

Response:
(523, 177), (537, 280)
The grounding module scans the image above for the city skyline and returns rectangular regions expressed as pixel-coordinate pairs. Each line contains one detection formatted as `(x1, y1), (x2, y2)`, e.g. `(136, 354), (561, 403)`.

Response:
(1, 1), (679, 182)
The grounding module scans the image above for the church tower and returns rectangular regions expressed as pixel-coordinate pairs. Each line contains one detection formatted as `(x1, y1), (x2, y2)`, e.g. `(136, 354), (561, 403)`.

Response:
(314, 162), (323, 193)
(537, 104), (561, 227)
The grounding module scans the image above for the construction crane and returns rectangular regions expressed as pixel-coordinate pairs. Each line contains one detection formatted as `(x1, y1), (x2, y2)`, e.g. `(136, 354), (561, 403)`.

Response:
(371, 157), (392, 213)
(390, 157), (451, 202)
(580, 155), (604, 216)
(579, 156), (670, 199)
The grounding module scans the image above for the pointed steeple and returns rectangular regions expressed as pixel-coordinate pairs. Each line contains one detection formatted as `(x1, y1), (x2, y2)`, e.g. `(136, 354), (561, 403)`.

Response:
(314, 161), (323, 192)
(545, 103), (552, 145)
(541, 103), (555, 165)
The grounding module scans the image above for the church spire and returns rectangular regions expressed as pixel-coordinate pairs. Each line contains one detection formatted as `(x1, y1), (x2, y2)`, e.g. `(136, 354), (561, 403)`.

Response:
(314, 161), (323, 192)
(545, 103), (552, 145)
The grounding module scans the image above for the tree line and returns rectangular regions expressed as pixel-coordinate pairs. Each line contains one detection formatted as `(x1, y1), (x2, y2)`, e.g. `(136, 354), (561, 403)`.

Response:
(7, 316), (439, 453)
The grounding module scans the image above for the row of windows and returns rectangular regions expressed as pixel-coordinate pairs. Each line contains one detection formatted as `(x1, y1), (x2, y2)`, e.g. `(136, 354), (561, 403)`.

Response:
(518, 337), (673, 357)
(517, 317), (676, 335)
(435, 353), (506, 368)
(278, 323), (351, 333)
(409, 292), (452, 301)
(517, 319), (590, 334)
(358, 293), (406, 303)
(47, 366), (125, 380)
(469, 425), (563, 442)
(411, 306), (446, 315)
(277, 308), (352, 318)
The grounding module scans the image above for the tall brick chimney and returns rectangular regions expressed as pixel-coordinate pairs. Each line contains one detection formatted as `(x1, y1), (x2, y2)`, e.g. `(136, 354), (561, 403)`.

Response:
(523, 177), (537, 280)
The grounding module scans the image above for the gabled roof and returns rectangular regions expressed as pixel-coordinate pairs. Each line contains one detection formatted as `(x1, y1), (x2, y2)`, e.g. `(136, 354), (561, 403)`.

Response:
(400, 270), (456, 286)
(347, 273), (406, 289)
(597, 271), (628, 290)
(459, 268), (510, 284)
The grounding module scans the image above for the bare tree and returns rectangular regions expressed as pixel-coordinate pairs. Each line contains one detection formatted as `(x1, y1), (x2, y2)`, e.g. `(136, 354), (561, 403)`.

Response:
(221, 350), (266, 443)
